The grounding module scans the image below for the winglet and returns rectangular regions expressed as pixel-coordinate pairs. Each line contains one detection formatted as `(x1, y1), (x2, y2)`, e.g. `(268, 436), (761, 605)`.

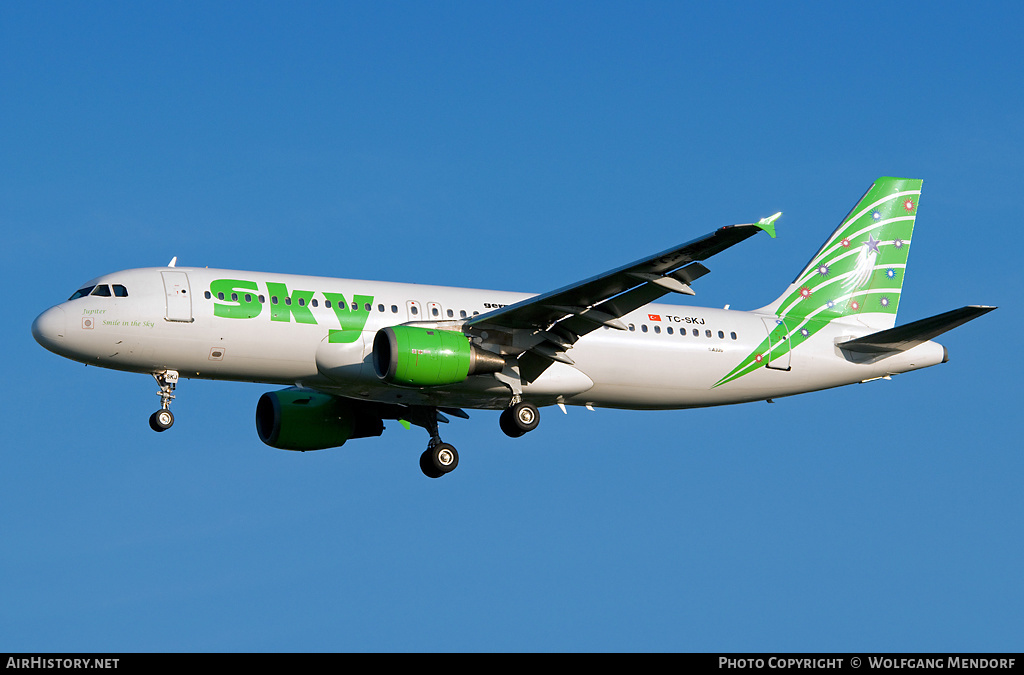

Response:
(756, 212), (781, 239)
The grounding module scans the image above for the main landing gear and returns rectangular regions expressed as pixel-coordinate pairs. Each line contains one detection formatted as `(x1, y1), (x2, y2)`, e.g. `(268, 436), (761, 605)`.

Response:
(149, 370), (178, 432)
(420, 441), (459, 479)
(499, 400), (540, 438)
(414, 400), (540, 478)
(417, 408), (459, 479)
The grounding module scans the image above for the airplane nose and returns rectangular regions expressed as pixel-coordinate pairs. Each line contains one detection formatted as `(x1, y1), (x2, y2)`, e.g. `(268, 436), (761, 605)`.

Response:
(32, 306), (66, 351)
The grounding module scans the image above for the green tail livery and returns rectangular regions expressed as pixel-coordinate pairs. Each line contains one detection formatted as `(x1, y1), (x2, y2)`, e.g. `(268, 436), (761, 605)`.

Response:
(715, 177), (924, 388)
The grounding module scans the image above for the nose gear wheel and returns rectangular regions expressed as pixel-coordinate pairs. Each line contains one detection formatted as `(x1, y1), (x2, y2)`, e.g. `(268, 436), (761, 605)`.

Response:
(149, 370), (179, 432)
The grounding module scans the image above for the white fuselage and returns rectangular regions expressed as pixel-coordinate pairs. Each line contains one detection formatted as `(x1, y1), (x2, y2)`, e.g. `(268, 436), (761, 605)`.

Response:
(32, 266), (948, 411)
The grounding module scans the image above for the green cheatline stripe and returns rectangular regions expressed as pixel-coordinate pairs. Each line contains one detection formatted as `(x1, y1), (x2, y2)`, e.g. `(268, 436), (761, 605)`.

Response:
(713, 334), (774, 388)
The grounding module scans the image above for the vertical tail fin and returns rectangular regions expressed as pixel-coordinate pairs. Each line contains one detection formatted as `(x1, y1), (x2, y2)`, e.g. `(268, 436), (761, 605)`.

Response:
(759, 177), (922, 330)
(715, 177), (924, 388)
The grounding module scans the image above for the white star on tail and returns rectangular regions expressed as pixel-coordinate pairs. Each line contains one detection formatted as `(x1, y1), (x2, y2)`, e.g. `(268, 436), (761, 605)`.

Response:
(842, 236), (879, 292)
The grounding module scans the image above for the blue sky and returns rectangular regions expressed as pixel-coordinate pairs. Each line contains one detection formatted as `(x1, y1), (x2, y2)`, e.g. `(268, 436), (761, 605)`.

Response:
(2, 2), (1021, 652)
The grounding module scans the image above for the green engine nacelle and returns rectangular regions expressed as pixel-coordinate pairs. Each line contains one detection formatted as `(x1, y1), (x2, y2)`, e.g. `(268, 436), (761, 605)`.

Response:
(255, 389), (383, 451)
(372, 325), (505, 386)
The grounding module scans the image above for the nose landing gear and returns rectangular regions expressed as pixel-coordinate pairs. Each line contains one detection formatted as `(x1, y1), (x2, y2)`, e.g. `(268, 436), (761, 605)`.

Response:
(148, 370), (178, 432)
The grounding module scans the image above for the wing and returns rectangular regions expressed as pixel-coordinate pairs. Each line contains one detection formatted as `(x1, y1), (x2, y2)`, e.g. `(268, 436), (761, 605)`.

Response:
(466, 217), (779, 381)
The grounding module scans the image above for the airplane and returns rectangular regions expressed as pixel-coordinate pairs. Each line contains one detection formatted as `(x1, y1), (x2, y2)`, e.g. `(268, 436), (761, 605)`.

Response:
(32, 177), (995, 478)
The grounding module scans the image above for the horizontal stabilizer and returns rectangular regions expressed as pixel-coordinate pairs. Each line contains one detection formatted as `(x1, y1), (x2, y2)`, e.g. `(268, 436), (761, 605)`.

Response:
(837, 305), (996, 354)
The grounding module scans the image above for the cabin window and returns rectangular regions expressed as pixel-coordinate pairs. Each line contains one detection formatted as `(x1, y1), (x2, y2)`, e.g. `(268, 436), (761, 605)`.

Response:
(392, 305), (398, 313)
(244, 294), (252, 303)
(259, 295), (265, 303)
(654, 325), (661, 334)
(628, 324), (635, 331)
(285, 297), (292, 306)
(218, 292), (226, 301)
(364, 303), (371, 311)
(311, 299), (318, 307)
(231, 293), (238, 302)
(431, 307), (440, 317)
(705, 329), (712, 338)
(667, 327), (673, 335)
(718, 330), (724, 339)
(641, 324), (648, 333)
(271, 296), (279, 304)
(378, 304), (385, 312)
(692, 329), (699, 337)
(204, 291), (212, 299)
(410, 305), (419, 315)
(731, 332), (737, 340)
(460, 310), (467, 318)
(447, 309), (454, 318)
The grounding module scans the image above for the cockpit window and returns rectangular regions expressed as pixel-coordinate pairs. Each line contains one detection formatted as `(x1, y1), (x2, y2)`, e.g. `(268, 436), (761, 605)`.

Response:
(113, 284), (128, 297)
(91, 285), (112, 297)
(68, 286), (96, 300)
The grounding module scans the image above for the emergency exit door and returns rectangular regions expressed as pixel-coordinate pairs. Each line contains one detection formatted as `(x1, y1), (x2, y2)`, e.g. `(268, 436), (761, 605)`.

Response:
(760, 316), (792, 370)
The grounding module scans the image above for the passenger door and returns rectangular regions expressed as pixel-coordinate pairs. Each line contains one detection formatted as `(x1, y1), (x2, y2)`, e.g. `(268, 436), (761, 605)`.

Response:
(161, 271), (193, 323)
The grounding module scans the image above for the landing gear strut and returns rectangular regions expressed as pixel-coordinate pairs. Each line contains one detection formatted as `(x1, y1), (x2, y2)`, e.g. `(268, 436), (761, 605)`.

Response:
(415, 407), (460, 479)
(149, 370), (178, 432)
(500, 400), (540, 438)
